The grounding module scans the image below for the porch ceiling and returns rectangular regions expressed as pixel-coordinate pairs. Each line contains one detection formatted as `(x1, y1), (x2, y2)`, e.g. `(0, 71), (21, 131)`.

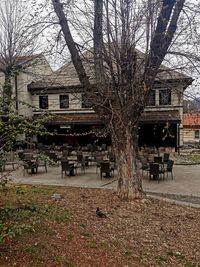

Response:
(34, 113), (103, 125)
(139, 110), (181, 124)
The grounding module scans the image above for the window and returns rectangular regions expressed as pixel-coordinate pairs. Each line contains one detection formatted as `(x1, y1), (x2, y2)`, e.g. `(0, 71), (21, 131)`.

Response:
(82, 93), (92, 108)
(195, 130), (200, 139)
(60, 95), (69, 109)
(159, 89), (171, 105)
(148, 90), (156, 106)
(39, 95), (48, 109)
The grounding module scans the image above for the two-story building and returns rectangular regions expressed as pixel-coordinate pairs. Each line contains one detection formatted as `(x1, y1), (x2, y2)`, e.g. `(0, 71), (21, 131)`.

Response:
(0, 53), (193, 151)
(28, 56), (192, 151)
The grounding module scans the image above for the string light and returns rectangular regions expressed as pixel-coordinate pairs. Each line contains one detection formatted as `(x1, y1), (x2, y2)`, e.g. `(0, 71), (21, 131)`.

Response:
(53, 129), (109, 138)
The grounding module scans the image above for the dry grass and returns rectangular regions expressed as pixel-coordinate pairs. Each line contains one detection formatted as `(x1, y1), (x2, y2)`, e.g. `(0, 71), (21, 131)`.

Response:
(0, 185), (200, 267)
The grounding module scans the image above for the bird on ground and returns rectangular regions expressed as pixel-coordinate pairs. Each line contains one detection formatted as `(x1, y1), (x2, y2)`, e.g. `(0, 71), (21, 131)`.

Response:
(96, 207), (107, 218)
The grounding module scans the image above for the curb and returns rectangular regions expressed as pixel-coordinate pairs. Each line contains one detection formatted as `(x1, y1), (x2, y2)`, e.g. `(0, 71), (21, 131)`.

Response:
(147, 194), (200, 209)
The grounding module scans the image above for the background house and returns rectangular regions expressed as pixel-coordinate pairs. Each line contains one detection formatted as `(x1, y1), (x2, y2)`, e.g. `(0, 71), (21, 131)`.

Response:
(183, 113), (200, 147)
(0, 54), (53, 118)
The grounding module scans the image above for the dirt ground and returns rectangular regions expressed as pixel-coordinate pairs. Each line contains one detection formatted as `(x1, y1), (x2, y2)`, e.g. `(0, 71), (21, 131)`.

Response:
(0, 185), (200, 267)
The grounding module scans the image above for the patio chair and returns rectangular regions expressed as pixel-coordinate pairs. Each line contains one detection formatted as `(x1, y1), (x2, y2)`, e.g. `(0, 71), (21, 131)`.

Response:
(100, 162), (114, 179)
(36, 159), (48, 173)
(18, 151), (25, 161)
(23, 153), (34, 162)
(76, 154), (85, 174)
(154, 156), (163, 164)
(23, 160), (37, 176)
(149, 163), (163, 181)
(164, 159), (174, 179)
(61, 160), (76, 177)
(163, 153), (170, 164)
(2, 152), (16, 171)
(96, 155), (103, 173)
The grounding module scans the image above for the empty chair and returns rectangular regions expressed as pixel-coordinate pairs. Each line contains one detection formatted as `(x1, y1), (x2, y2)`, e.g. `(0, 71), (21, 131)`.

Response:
(163, 153), (170, 163)
(23, 160), (37, 176)
(76, 154), (85, 173)
(36, 159), (47, 173)
(61, 160), (76, 177)
(18, 151), (25, 161)
(3, 152), (16, 170)
(23, 153), (34, 162)
(149, 163), (163, 181)
(100, 162), (113, 179)
(164, 159), (174, 179)
(96, 155), (103, 173)
(154, 156), (163, 164)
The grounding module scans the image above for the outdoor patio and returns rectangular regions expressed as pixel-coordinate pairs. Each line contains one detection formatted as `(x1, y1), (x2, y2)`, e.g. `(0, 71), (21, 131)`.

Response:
(7, 163), (200, 197)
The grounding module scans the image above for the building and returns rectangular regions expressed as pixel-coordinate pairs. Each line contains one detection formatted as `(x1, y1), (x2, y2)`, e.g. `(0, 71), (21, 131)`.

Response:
(0, 53), (193, 151)
(183, 113), (200, 146)
(0, 54), (53, 118)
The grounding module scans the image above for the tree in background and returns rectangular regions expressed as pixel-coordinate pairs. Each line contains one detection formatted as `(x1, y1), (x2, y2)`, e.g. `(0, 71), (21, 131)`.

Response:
(50, 0), (192, 199)
(0, 0), (51, 165)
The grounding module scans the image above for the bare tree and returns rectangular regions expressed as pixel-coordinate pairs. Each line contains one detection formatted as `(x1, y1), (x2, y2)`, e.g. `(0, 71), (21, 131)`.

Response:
(51, 0), (188, 199)
(0, 0), (52, 160)
(0, 0), (43, 117)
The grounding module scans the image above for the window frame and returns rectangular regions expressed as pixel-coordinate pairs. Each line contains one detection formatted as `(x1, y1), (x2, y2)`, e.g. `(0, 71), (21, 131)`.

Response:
(39, 95), (48, 109)
(59, 94), (69, 109)
(194, 130), (200, 139)
(159, 89), (171, 106)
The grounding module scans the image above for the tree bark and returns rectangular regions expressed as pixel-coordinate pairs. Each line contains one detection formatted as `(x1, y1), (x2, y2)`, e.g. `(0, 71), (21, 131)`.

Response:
(111, 124), (143, 199)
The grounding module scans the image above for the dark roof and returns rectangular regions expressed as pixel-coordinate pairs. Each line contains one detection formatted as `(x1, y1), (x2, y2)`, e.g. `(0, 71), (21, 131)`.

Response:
(28, 50), (193, 91)
(139, 110), (181, 124)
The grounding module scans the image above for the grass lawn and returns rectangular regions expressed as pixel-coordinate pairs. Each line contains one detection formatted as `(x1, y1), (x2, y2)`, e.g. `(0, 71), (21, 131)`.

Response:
(0, 184), (200, 267)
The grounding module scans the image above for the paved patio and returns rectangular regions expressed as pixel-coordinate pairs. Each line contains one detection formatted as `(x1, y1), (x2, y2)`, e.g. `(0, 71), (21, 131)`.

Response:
(6, 163), (200, 197)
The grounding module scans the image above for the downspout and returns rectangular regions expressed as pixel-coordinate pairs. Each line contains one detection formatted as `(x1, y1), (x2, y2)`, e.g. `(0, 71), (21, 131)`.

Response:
(177, 123), (180, 154)
(15, 74), (18, 113)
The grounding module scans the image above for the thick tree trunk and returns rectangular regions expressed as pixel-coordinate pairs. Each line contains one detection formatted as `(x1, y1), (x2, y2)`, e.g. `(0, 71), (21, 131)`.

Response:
(112, 125), (143, 200)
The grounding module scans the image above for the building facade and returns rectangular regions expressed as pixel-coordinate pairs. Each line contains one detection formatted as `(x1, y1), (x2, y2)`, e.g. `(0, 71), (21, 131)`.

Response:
(0, 54), (193, 151)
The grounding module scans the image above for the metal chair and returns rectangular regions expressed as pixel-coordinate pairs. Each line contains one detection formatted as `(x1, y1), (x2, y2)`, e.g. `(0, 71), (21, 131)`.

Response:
(23, 160), (37, 175)
(76, 154), (85, 173)
(36, 159), (47, 173)
(149, 163), (163, 181)
(154, 156), (163, 164)
(61, 160), (76, 177)
(96, 155), (103, 173)
(2, 152), (16, 170)
(100, 162), (113, 179)
(164, 159), (174, 179)
(23, 153), (34, 161)
(163, 153), (170, 163)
